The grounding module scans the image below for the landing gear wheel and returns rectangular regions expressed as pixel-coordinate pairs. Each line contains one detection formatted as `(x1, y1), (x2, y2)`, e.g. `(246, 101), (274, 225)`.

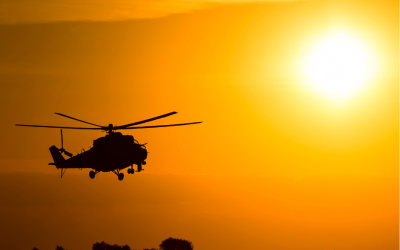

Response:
(128, 168), (134, 174)
(89, 171), (96, 179)
(118, 173), (124, 181)
(142, 160), (146, 165)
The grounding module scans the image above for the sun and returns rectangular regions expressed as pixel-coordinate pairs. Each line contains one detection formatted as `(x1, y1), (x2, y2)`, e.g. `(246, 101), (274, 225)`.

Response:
(302, 31), (376, 101)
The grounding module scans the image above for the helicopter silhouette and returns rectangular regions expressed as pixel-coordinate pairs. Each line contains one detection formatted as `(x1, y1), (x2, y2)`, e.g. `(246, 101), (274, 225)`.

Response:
(16, 112), (202, 180)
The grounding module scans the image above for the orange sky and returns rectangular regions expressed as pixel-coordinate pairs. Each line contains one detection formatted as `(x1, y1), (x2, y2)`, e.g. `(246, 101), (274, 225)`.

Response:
(0, 0), (398, 249)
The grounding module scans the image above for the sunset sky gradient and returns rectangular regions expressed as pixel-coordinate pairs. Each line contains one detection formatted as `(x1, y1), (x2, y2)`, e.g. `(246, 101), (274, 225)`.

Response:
(0, 0), (398, 249)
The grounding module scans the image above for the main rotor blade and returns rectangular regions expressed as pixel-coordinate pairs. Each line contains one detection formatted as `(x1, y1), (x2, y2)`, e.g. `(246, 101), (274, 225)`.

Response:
(15, 124), (102, 130)
(116, 112), (178, 129)
(55, 113), (102, 127)
(120, 121), (202, 129)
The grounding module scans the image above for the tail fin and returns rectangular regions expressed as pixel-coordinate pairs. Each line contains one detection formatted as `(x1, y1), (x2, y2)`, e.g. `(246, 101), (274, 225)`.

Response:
(49, 146), (65, 166)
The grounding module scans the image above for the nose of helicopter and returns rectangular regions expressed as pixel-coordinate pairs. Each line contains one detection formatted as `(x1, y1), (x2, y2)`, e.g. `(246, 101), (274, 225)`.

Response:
(138, 145), (148, 161)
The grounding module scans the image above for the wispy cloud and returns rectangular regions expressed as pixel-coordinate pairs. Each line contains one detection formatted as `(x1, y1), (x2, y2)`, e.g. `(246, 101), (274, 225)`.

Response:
(0, 0), (298, 24)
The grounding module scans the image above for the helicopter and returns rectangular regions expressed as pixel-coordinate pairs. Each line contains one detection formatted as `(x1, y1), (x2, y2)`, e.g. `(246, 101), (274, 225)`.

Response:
(15, 112), (202, 181)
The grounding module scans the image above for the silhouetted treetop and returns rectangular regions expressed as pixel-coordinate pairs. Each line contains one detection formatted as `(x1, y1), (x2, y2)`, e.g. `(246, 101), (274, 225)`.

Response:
(159, 238), (193, 250)
(55, 246), (66, 250)
(92, 241), (131, 250)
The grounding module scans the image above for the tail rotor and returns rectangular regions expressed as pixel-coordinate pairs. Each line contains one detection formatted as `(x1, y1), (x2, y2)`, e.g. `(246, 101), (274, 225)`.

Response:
(59, 129), (73, 157)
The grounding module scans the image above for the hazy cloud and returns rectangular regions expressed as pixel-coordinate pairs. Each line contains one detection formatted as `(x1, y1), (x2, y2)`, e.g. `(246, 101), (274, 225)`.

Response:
(0, 0), (297, 24)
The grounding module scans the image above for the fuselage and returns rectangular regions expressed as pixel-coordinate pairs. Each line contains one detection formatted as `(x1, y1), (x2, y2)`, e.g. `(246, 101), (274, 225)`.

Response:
(50, 132), (147, 172)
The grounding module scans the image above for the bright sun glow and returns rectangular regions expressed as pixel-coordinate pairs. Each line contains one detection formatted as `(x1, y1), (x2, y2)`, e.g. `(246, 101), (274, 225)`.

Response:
(302, 31), (376, 101)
